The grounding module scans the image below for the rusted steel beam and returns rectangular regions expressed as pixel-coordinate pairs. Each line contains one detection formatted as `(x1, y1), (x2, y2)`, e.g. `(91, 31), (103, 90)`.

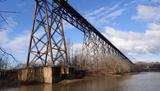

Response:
(27, 0), (68, 67)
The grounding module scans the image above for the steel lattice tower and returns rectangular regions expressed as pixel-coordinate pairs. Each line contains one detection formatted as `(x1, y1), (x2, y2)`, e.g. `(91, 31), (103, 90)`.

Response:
(26, 0), (68, 67)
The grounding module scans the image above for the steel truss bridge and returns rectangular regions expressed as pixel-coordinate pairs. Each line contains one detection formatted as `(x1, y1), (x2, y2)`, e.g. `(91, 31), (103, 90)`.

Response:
(26, 0), (133, 69)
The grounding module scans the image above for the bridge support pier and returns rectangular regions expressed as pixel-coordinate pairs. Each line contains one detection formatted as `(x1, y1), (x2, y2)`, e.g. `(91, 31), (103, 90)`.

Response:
(18, 66), (84, 83)
(18, 67), (52, 83)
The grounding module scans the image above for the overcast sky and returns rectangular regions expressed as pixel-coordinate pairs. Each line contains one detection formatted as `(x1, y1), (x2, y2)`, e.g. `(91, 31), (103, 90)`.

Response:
(0, 0), (160, 63)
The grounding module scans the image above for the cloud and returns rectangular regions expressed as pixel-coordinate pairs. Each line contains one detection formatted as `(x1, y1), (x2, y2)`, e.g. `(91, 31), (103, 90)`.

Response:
(0, 17), (30, 62)
(0, 29), (30, 62)
(148, 22), (160, 31)
(106, 9), (125, 19)
(0, 17), (17, 45)
(84, 4), (126, 27)
(3, 31), (30, 55)
(132, 5), (160, 21)
(62, 4), (126, 33)
(152, 0), (160, 3)
(0, 30), (9, 45)
(102, 24), (160, 57)
(62, 3), (125, 30)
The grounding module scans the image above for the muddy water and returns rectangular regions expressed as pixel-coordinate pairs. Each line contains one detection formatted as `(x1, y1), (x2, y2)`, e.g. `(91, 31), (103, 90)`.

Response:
(1, 72), (160, 91)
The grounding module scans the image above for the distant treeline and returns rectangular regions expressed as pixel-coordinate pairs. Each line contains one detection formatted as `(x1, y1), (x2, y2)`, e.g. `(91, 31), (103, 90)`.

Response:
(134, 62), (160, 72)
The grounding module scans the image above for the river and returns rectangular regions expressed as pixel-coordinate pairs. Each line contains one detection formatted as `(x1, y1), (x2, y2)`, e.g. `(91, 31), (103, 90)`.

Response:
(1, 72), (160, 91)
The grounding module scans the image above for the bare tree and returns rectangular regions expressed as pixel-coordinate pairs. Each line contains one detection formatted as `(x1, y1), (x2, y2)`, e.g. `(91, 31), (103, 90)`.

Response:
(0, 47), (17, 70)
(0, 0), (18, 70)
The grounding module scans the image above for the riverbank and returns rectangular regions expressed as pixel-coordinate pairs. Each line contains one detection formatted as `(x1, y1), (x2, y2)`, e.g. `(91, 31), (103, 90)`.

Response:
(0, 72), (137, 89)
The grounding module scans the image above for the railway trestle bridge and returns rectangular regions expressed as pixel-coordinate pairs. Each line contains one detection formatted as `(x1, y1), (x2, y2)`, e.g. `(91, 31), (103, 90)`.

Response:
(27, 0), (133, 68)
(1, 0), (135, 83)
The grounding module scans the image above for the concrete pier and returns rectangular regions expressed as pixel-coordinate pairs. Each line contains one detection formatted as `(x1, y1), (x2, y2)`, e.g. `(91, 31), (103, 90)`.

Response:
(18, 66), (71, 83)
(0, 66), (85, 84)
(18, 67), (52, 83)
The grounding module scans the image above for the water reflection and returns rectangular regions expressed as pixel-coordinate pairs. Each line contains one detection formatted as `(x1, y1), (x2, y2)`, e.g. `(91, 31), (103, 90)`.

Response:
(19, 84), (52, 91)
(1, 72), (160, 91)
(18, 75), (131, 91)
(120, 72), (160, 91)
(53, 77), (126, 91)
